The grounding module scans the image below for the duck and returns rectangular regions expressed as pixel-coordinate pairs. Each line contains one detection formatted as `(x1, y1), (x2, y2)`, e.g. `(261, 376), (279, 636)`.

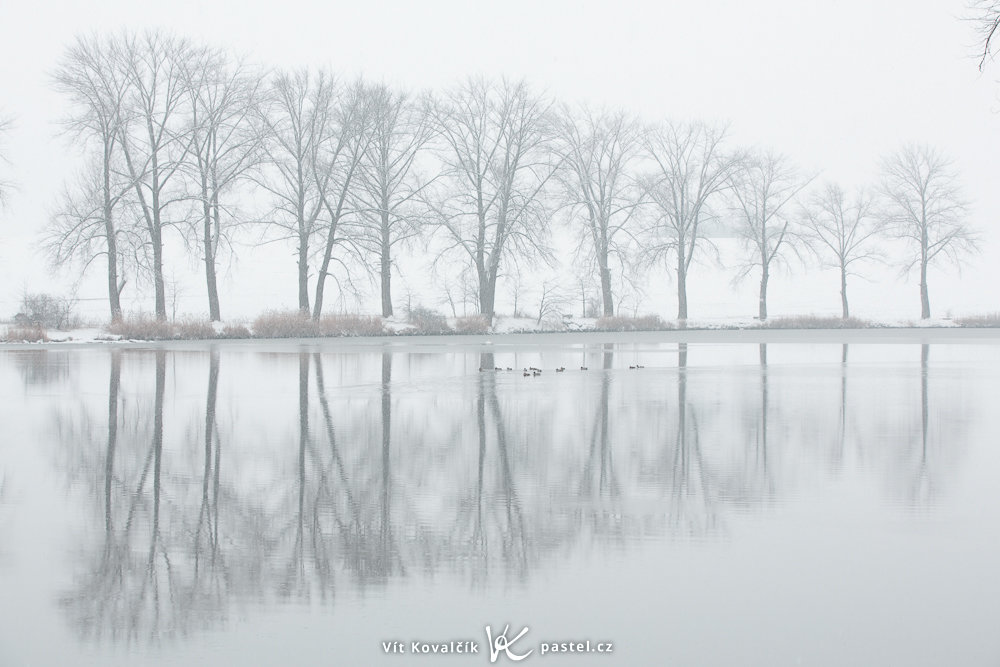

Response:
(580, 366), (588, 371)
(523, 371), (531, 377)
(555, 367), (565, 372)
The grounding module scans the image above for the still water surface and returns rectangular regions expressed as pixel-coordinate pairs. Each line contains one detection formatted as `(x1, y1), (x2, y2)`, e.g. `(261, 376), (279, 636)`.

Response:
(0, 336), (998, 666)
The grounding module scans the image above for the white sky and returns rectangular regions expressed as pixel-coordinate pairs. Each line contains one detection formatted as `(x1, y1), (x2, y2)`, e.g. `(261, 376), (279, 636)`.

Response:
(0, 0), (997, 321)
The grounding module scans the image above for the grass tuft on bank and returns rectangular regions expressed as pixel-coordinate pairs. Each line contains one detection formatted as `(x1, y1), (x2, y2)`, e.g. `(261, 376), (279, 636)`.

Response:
(107, 314), (182, 340)
(252, 310), (385, 338)
(954, 312), (1000, 327)
(594, 315), (673, 331)
(3, 324), (50, 342)
(758, 315), (874, 329)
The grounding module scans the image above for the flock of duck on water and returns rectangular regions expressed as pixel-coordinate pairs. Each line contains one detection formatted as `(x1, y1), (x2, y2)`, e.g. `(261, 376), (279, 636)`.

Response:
(478, 364), (646, 376)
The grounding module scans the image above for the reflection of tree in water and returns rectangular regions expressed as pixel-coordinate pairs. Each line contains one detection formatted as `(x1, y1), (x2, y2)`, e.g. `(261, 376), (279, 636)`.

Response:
(901, 343), (960, 506)
(700, 344), (775, 507)
(273, 350), (426, 603)
(451, 352), (534, 584)
(578, 346), (618, 498)
(913, 344), (931, 503)
(634, 343), (720, 537)
(59, 349), (263, 644)
(47, 342), (974, 645)
(748, 343), (774, 499)
(666, 343), (718, 534)
(11, 349), (74, 387)
(183, 347), (233, 634)
(571, 346), (650, 544)
(60, 350), (180, 643)
(836, 343), (849, 467)
(856, 344), (972, 507)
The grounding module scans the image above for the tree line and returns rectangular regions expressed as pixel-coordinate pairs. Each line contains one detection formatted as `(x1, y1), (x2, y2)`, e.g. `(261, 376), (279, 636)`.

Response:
(40, 30), (979, 324)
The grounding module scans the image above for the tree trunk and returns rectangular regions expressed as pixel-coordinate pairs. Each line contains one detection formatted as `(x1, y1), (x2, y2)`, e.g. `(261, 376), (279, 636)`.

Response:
(840, 264), (849, 320)
(314, 204), (347, 320)
(203, 187), (221, 322)
(479, 275), (496, 320)
(676, 245), (688, 320)
(149, 135), (167, 322)
(103, 156), (122, 323)
(919, 259), (931, 319)
(380, 215), (393, 317)
(313, 242), (332, 320)
(758, 267), (769, 320)
(152, 224), (166, 321)
(298, 231), (310, 315)
(477, 257), (497, 320)
(598, 263), (613, 317)
(105, 226), (122, 323)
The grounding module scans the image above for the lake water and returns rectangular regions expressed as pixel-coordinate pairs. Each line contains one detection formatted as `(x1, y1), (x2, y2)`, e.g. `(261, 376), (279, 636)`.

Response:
(1, 333), (998, 666)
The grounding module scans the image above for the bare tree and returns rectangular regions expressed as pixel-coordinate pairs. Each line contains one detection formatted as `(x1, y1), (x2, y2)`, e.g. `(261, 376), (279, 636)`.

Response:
(355, 83), (433, 318)
(970, 1), (1000, 69)
(536, 279), (570, 325)
(45, 161), (141, 319)
(312, 78), (373, 319)
(507, 267), (526, 318)
(429, 77), (558, 320)
(880, 145), (977, 319)
(116, 30), (198, 320)
(802, 183), (885, 319)
(181, 47), (265, 321)
(730, 150), (812, 320)
(642, 121), (741, 320)
(50, 35), (133, 321)
(614, 264), (649, 318)
(254, 68), (335, 314)
(574, 271), (599, 318)
(554, 106), (643, 317)
(254, 69), (366, 318)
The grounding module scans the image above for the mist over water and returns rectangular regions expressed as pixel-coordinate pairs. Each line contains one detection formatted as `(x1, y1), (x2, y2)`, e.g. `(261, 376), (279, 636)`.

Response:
(0, 337), (997, 666)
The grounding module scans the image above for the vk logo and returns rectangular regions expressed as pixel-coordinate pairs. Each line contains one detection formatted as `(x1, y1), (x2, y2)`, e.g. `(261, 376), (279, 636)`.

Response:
(485, 624), (533, 662)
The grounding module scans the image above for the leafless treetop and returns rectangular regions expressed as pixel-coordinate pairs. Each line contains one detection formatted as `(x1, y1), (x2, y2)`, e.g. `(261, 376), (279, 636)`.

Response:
(970, 1), (1000, 69)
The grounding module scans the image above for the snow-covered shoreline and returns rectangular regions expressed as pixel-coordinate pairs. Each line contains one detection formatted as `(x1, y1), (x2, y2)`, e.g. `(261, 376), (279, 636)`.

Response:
(3, 317), (999, 348)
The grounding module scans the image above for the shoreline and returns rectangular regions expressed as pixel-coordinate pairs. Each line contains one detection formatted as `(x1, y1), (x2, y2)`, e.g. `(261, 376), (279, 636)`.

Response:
(3, 325), (1000, 350)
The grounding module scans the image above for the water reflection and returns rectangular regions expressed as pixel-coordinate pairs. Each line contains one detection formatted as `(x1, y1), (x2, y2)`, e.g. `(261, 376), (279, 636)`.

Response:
(10, 342), (976, 645)
(578, 345), (615, 498)
(911, 344), (933, 504)
(12, 349), (74, 386)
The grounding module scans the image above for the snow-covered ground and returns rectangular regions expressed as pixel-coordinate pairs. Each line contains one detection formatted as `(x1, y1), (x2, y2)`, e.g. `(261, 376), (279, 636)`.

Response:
(0, 314), (987, 346)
